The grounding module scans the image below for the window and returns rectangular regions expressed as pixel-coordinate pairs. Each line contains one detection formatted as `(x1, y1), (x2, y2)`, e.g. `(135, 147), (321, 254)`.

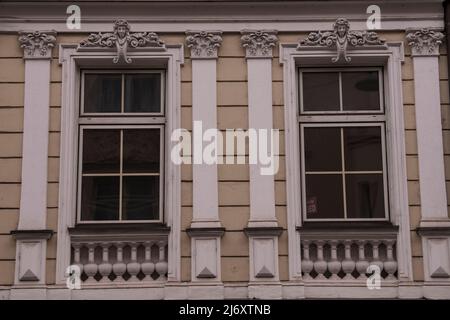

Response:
(77, 70), (165, 223)
(299, 68), (388, 221)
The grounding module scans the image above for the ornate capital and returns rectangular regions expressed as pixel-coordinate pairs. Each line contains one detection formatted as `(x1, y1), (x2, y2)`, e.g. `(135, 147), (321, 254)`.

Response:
(78, 19), (165, 64)
(240, 30), (278, 58)
(406, 29), (444, 57)
(299, 18), (386, 63)
(185, 31), (222, 59)
(18, 31), (56, 59)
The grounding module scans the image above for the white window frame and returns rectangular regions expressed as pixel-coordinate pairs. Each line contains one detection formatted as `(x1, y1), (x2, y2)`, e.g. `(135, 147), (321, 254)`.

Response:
(298, 67), (385, 114)
(55, 44), (184, 285)
(80, 69), (166, 117)
(300, 122), (389, 222)
(77, 124), (165, 224)
(279, 42), (413, 282)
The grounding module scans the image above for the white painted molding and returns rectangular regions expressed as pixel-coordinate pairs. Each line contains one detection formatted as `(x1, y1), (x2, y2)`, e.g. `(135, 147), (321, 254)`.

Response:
(56, 43), (183, 285)
(18, 31), (56, 59)
(14, 31), (55, 285)
(0, 1), (444, 32)
(279, 42), (412, 281)
(189, 35), (221, 228)
(244, 44), (278, 227)
(407, 31), (448, 221)
(406, 28), (444, 56)
(185, 31), (222, 59)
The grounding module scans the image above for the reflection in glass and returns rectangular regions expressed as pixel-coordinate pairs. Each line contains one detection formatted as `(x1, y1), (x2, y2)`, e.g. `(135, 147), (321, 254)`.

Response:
(346, 174), (385, 218)
(304, 127), (341, 171)
(342, 71), (380, 111)
(82, 129), (120, 173)
(122, 176), (160, 220)
(123, 129), (160, 173)
(302, 72), (340, 112)
(125, 74), (161, 113)
(344, 127), (383, 171)
(84, 74), (121, 113)
(81, 176), (120, 220)
(305, 174), (344, 219)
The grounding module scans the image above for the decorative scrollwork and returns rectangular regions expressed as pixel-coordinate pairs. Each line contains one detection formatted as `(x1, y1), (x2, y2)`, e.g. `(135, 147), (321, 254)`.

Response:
(79, 19), (165, 64)
(186, 31), (222, 58)
(240, 30), (278, 58)
(406, 29), (444, 56)
(299, 18), (386, 63)
(18, 31), (57, 59)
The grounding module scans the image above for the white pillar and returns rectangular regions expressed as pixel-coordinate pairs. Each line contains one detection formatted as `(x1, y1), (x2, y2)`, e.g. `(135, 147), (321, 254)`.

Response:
(11, 31), (56, 288)
(185, 31), (224, 288)
(407, 29), (450, 285)
(241, 30), (282, 294)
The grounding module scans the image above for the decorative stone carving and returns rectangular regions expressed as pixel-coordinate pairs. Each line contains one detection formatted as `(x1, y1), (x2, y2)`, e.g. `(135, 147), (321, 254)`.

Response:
(185, 31), (222, 59)
(406, 28), (444, 56)
(18, 31), (56, 59)
(78, 19), (165, 64)
(240, 30), (278, 58)
(299, 18), (385, 63)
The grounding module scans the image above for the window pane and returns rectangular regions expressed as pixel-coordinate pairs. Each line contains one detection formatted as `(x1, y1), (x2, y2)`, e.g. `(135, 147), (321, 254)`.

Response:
(342, 71), (380, 111)
(122, 176), (160, 220)
(302, 72), (340, 112)
(305, 174), (344, 219)
(125, 74), (162, 113)
(82, 129), (120, 173)
(84, 74), (121, 113)
(81, 176), (120, 221)
(304, 127), (341, 171)
(123, 129), (161, 173)
(344, 127), (383, 171)
(346, 174), (385, 218)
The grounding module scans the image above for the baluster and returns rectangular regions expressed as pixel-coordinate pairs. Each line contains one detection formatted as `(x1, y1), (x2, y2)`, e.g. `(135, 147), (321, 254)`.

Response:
(383, 240), (397, 280)
(314, 240), (327, 280)
(84, 243), (98, 282)
(72, 243), (84, 279)
(112, 243), (126, 281)
(301, 240), (313, 279)
(127, 243), (141, 281)
(371, 240), (384, 275)
(155, 241), (168, 280)
(341, 240), (356, 280)
(98, 243), (112, 282)
(355, 240), (369, 280)
(141, 241), (156, 280)
(328, 240), (341, 280)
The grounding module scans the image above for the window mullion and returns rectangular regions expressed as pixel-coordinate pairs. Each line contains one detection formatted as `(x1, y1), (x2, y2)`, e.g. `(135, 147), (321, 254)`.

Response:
(339, 72), (343, 111)
(341, 127), (347, 219)
(119, 129), (124, 221)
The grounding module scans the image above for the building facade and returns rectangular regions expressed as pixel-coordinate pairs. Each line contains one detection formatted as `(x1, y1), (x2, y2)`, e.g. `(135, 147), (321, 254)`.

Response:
(1, 0), (450, 299)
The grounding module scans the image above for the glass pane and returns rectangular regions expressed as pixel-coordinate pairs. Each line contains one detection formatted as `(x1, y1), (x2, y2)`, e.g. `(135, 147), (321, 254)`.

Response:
(305, 174), (344, 219)
(123, 129), (161, 173)
(346, 174), (385, 218)
(344, 127), (383, 171)
(125, 74), (162, 113)
(81, 176), (119, 221)
(84, 74), (121, 113)
(302, 72), (340, 112)
(304, 127), (341, 171)
(82, 129), (120, 173)
(122, 176), (160, 220)
(342, 71), (380, 111)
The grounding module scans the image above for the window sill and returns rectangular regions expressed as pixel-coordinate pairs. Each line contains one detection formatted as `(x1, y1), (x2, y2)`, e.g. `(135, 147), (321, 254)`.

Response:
(68, 223), (170, 236)
(297, 221), (398, 234)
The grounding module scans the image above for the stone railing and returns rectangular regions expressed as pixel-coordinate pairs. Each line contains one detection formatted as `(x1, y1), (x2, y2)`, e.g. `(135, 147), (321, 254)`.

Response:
(69, 226), (169, 283)
(298, 226), (398, 281)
